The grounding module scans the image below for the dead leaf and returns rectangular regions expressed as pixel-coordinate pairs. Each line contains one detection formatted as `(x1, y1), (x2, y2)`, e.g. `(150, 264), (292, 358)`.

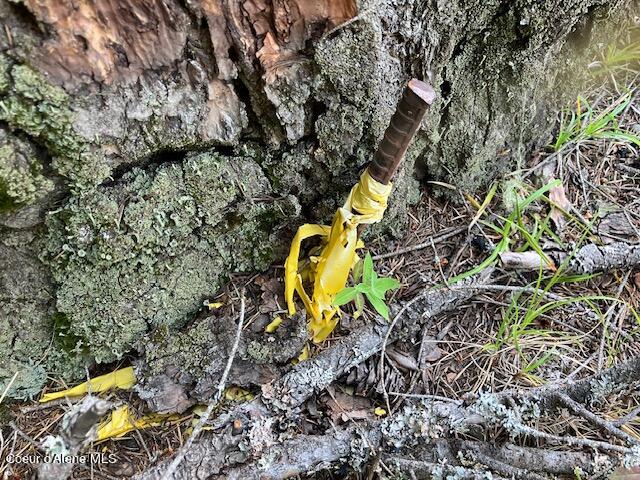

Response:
(423, 346), (444, 363)
(341, 410), (370, 421)
(386, 348), (419, 371)
(548, 181), (571, 231)
(500, 251), (555, 271)
(255, 276), (284, 313)
(324, 391), (373, 424)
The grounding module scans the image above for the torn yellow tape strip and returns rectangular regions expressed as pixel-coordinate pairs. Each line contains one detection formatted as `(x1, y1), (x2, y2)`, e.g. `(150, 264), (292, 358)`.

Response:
(97, 386), (253, 441)
(284, 170), (392, 342)
(265, 315), (283, 333)
(40, 367), (136, 403)
(96, 405), (178, 441)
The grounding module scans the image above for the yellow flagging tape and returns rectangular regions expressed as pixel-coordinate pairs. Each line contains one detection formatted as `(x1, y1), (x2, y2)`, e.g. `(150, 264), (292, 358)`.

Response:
(39, 367), (136, 403)
(96, 405), (178, 441)
(265, 315), (283, 333)
(97, 386), (253, 441)
(224, 386), (254, 402)
(297, 344), (309, 362)
(38, 365), (260, 440)
(284, 170), (392, 342)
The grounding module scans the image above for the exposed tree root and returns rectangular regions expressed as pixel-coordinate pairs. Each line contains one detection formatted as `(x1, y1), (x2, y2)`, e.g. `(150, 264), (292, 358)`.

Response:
(139, 356), (639, 479)
(161, 293), (246, 480)
(134, 272), (492, 479)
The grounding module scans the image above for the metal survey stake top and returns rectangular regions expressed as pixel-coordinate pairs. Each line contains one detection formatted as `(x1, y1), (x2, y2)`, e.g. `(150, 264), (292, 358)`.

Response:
(367, 79), (436, 185)
(283, 78), (435, 342)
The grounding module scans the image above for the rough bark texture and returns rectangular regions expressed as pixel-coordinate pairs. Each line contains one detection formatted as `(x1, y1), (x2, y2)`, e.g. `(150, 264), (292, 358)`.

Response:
(0, 0), (635, 398)
(500, 241), (640, 272)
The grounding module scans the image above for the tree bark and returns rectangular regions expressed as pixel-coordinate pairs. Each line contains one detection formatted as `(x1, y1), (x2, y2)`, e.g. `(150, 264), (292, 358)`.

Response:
(0, 0), (634, 398)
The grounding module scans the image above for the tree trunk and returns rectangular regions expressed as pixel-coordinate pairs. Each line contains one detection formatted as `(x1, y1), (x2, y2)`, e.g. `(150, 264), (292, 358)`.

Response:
(0, 0), (633, 398)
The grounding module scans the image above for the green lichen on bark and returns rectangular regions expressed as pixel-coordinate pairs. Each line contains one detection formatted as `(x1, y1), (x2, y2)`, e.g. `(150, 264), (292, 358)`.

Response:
(141, 316), (231, 382)
(0, 0), (634, 401)
(417, 0), (631, 194)
(312, 15), (424, 235)
(314, 17), (399, 150)
(0, 137), (54, 211)
(0, 230), (86, 400)
(0, 55), (108, 190)
(0, 54), (10, 95)
(43, 148), (300, 365)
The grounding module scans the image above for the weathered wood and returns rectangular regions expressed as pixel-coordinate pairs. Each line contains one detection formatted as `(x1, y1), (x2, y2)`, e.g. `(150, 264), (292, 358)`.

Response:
(135, 355), (640, 479)
(500, 242), (640, 273)
(38, 396), (113, 480)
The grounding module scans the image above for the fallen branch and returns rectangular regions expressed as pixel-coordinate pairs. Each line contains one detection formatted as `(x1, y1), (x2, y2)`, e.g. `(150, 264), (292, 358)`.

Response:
(614, 404), (640, 427)
(556, 392), (640, 446)
(382, 456), (511, 480)
(261, 269), (492, 412)
(135, 272), (491, 479)
(211, 422), (609, 479)
(500, 241), (640, 273)
(136, 352), (640, 480)
(214, 426), (373, 480)
(532, 355), (640, 409)
(38, 396), (113, 480)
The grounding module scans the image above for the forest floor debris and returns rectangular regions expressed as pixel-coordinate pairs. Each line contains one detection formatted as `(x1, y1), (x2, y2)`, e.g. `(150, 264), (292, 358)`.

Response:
(2, 32), (640, 480)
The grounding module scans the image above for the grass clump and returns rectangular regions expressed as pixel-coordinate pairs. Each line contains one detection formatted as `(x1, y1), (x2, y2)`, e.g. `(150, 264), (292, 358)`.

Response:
(453, 175), (639, 382)
(554, 93), (640, 152)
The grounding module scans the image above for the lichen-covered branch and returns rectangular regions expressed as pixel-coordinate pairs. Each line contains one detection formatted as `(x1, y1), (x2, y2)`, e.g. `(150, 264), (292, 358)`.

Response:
(505, 355), (640, 409)
(134, 274), (490, 479)
(37, 396), (113, 480)
(262, 271), (492, 412)
(136, 355), (640, 479)
(500, 242), (640, 273)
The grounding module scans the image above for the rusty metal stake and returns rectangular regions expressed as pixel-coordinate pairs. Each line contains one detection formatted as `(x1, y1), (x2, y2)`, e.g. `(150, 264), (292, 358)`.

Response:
(355, 78), (434, 240)
(366, 78), (435, 186)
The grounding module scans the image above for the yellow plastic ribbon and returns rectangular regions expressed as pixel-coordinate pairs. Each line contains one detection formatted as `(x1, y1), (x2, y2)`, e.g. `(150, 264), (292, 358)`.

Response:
(97, 386), (252, 441)
(265, 315), (283, 333)
(39, 367), (136, 403)
(96, 405), (178, 441)
(224, 386), (254, 402)
(284, 170), (392, 342)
